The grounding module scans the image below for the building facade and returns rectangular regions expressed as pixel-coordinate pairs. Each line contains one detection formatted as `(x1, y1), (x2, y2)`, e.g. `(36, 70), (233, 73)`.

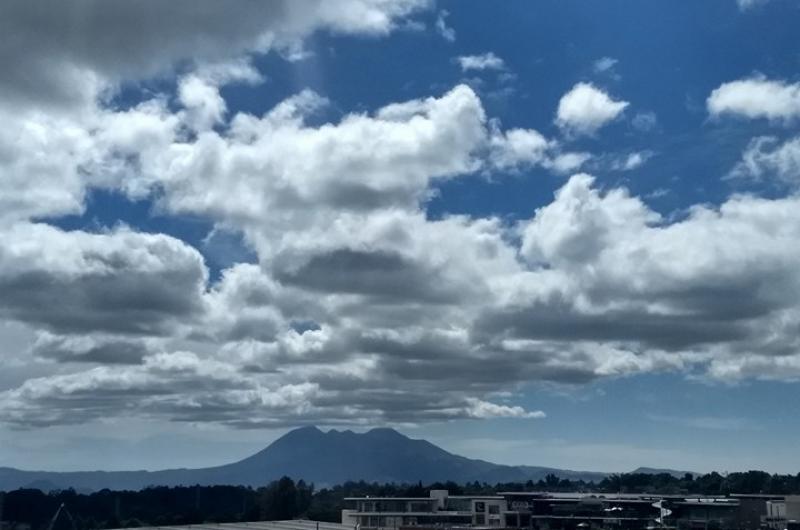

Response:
(501, 492), (740, 530)
(342, 490), (508, 529)
(342, 490), (782, 530)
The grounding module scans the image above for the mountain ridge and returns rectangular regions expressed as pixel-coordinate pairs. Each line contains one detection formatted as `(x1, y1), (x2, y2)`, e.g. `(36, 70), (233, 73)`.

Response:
(0, 426), (613, 492)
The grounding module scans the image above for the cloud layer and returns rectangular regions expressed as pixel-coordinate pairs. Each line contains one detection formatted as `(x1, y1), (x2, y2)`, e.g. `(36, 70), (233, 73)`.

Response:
(2, 5), (800, 432)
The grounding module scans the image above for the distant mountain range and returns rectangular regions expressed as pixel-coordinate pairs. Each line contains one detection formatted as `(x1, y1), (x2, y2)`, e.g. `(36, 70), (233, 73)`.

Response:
(0, 426), (685, 492)
(631, 467), (695, 479)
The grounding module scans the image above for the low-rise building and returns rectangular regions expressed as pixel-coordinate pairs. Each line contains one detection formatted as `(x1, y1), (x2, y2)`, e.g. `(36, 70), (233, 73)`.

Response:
(785, 496), (800, 530)
(342, 490), (508, 529)
(343, 490), (749, 530)
(764, 499), (786, 529)
(501, 491), (739, 530)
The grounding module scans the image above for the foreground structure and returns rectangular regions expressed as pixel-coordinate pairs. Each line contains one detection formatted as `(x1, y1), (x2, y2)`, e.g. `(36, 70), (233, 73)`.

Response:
(342, 490), (800, 530)
(109, 521), (350, 530)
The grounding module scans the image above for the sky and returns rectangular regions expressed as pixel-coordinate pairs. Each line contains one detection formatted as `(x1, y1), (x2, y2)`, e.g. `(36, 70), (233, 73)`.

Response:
(2, 0), (800, 475)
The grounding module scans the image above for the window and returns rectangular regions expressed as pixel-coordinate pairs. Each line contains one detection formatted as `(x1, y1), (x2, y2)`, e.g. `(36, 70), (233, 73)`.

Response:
(489, 505), (500, 515)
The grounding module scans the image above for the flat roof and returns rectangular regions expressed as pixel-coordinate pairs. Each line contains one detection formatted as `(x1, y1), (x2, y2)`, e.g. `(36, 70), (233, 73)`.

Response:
(500, 492), (732, 500)
(350, 510), (472, 517)
(730, 494), (786, 499)
(345, 497), (437, 501)
(450, 496), (505, 500)
(108, 520), (350, 530)
(346, 495), (503, 501)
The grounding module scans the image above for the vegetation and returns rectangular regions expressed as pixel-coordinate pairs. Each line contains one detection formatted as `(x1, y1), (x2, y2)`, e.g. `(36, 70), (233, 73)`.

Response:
(3, 471), (800, 530)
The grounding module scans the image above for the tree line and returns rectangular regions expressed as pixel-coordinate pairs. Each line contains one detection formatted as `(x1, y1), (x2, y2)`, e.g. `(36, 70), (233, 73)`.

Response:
(3, 470), (800, 530)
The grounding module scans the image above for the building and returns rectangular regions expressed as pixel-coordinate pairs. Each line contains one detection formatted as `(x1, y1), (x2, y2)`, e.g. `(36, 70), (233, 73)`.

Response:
(342, 490), (508, 529)
(765, 499), (786, 529)
(109, 520), (349, 530)
(729, 494), (786, 530)
(343, 490), (752, 530)
(501, 492), (740, 530)
(785, 496), (800, 530)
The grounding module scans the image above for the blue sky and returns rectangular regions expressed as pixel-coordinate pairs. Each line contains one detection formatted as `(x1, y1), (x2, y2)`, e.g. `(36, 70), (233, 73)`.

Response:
(2, 0), (800, 475)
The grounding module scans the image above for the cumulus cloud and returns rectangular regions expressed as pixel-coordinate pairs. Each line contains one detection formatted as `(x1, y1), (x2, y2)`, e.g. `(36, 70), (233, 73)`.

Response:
(504, 174), (800, 361)
(729, 135), (800, 186)
(0, 346), (547, 428)
(0, 351), (317, 428)
(8, 166), (800, 427)
(177, 62), (263, 132)
(0, 0), (428, 110)
(548, 152), (594, 174)
(457, 52), (505, 72)
(555, 82), (629, 136)
(29, 332), (161, 365)
(133, 84), (488, 234)
(707, 77), (800, 121)
(4, 2), (800, 431)
(488, 128), (553, 170)
(488, 127), (591, 174)
(0, 223), (208, 335)
(463, 398), (546, 419)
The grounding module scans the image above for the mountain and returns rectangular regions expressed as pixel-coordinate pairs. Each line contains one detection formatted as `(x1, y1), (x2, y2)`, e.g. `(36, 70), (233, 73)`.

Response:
(0, 426), (608, 492)
(631, 467), (696, 479)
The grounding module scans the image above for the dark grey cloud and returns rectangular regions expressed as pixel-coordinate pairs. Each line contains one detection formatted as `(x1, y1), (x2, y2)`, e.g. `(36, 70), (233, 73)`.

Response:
(0, 0), (428, 109)
(275, 248), (461, 303)
(0, 224), (208, 336)
(474, 302), (749, 352)
(30, 333), (157, 365)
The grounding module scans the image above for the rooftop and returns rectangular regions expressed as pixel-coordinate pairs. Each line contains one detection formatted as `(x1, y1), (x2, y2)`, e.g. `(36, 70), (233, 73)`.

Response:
(108, 520), (349, 530)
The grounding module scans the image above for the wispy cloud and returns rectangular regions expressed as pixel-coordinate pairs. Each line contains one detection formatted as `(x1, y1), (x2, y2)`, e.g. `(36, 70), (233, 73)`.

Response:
(647, 413), (759, 431)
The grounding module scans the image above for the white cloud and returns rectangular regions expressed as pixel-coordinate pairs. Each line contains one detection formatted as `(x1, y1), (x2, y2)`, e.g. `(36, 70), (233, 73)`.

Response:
(150, 84), (488, 232)
(177, 60), (264, 132)
(730, 135), (800, 185)
(616, 151), (651, 171)
(590, 150), (654, 172)
(488, 128), (553, 170)
(488, 125), (591, 174)
(737, 0), (770, 10)
(435, 10), (456, 42)
(8, 160), (800, 425)
(463, 398), (546, 419)
(506, 174), (800, 375)
(647, 413), (757, 431)
(28, 331), (162, 365)
(707, 77), (800, 121)
(0, 350), (323, 428)
(592, 56), (618, 74)
(555, 82), (629, 136)
(632, 111), (658, 132)
(457, 52), (505, 72)
(0, 223), (208, 335)
(5, 4), (800, 431)
(548, 152), (594, 174)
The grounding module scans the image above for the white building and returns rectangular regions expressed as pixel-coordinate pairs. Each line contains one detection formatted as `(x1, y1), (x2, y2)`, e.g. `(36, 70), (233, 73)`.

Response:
(342, 490), (508, 530)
